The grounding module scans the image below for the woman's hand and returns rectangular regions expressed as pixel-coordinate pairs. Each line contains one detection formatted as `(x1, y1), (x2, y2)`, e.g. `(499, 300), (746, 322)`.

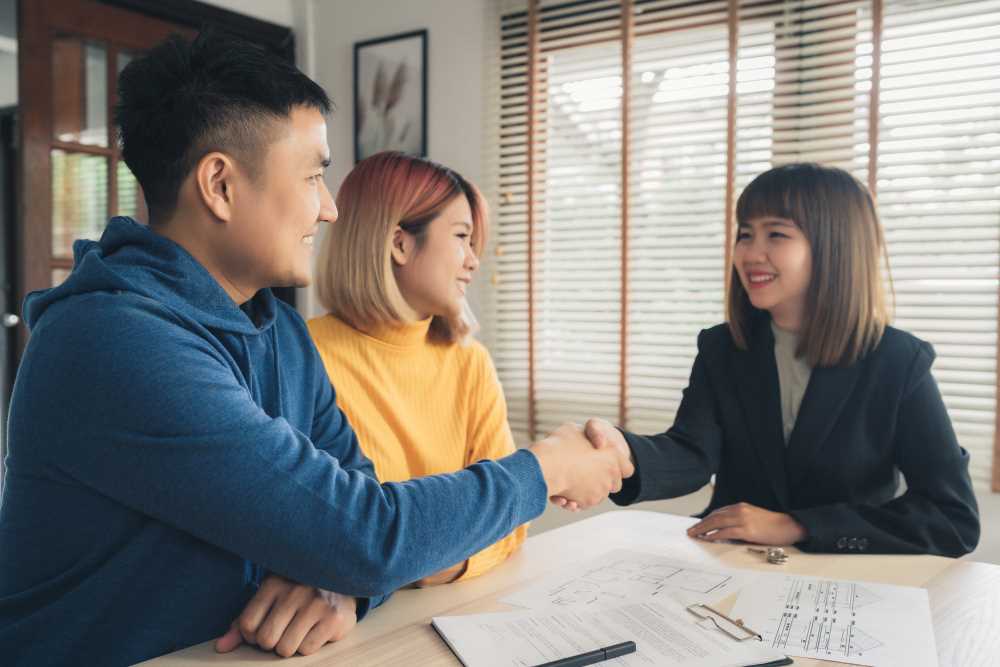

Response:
(550, 418), (634, 512)
(215, 575), (357, 657)
(687, 502), (807, 545)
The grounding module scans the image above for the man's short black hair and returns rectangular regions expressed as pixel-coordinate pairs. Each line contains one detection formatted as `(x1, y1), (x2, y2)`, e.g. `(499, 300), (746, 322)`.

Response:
(115, 31), (332, 221)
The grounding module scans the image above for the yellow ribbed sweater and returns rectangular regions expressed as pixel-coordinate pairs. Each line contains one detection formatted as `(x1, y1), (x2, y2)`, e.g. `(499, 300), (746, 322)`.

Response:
(307, 314), (527, 582)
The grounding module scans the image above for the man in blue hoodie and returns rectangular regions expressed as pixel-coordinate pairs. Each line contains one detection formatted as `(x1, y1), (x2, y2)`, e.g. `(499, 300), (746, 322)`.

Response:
(0, 33), (632, 666)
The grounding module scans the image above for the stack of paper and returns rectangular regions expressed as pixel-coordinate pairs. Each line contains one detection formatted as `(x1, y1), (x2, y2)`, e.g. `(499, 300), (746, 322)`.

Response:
(432, 549), (787, 666)
(432, 599), (790, 667)
(432, 543), (939, 666)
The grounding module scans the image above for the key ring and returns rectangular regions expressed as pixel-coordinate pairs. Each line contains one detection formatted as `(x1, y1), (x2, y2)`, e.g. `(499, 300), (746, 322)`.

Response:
(747, 546), (789, 564)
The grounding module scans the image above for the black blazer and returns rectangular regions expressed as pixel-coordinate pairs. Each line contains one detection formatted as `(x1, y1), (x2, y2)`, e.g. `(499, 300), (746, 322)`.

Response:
(611, 317), (980, 557)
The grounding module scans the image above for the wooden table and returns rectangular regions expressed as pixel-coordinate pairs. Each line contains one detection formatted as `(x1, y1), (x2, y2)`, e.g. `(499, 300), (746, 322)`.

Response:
(143, 510), (1000, 666)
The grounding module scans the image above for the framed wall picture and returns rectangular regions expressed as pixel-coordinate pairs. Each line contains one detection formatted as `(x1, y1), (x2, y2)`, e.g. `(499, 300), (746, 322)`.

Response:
(353, 29), (427, 163)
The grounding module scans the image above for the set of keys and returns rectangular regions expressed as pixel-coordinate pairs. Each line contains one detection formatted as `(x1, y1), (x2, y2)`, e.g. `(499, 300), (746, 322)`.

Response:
(747, 546), (789, 564)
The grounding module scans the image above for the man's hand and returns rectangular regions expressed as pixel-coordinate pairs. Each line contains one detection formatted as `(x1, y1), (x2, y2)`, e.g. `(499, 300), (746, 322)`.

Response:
(215, 575), (357, 657)
(687, 502), (807, 545)
(528, 422), (633, 510)
(583, 418), (632, 462)
(552, 418), (634, 511)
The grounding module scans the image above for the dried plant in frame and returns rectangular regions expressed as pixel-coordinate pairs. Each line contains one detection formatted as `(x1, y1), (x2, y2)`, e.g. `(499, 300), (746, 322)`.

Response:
(353, 29), (427, 162)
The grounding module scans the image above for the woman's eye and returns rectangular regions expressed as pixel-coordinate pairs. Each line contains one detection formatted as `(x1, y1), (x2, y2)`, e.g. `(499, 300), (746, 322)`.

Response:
(736, 232), (750, 241)
(770, 232), (788, 239)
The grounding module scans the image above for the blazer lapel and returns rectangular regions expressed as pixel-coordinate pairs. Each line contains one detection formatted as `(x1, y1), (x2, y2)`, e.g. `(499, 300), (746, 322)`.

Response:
(785, 362), (862, 491)
(732, 326), (790, 509)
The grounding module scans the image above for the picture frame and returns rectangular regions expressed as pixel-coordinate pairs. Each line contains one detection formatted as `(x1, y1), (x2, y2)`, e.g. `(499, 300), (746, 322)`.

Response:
(353, 29), (428, 163)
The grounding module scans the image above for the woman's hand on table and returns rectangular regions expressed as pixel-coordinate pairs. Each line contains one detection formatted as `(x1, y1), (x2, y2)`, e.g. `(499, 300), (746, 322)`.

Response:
(687, 502), (807, 545)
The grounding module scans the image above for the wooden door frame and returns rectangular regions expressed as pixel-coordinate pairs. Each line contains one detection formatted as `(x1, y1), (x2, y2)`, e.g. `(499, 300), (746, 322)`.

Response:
(15, 0), (296, 352)
(100, 0), (295, 61)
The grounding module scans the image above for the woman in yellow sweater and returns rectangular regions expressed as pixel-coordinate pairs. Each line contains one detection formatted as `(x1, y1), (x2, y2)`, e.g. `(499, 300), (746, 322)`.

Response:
(309, 152), (526, 585)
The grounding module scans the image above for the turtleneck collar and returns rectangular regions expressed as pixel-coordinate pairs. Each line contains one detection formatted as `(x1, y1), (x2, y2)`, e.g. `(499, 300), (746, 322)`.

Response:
(366, 317), (434, 348)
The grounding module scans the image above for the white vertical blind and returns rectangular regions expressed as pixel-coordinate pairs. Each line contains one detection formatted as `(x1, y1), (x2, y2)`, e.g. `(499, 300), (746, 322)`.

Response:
(487, 0), (999, 490)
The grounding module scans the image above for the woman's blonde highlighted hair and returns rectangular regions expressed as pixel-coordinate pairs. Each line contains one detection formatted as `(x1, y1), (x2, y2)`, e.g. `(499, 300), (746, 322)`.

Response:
(315, 151), (488, 344)
(727, 163), (892, 367)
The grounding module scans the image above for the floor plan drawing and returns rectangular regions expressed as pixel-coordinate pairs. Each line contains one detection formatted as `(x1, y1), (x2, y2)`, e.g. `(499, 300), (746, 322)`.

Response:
(501, 549), (755, 610)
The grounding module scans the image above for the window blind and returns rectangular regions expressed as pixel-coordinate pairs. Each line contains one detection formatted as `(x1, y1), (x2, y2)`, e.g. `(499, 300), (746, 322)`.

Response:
(533, 2), (624, 436)
(875, 0), (1000, 487)
(487, 0), (999, 490)
(491, 0), (532, 445)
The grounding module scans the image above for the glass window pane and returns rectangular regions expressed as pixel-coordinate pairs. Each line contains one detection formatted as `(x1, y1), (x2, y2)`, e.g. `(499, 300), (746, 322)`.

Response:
(116, 159), (147, 223)
(52, 268), (71, 287)
(52, 37), (108, 147)
(51, 149), (108, 257)
(117, 50), (135, 75)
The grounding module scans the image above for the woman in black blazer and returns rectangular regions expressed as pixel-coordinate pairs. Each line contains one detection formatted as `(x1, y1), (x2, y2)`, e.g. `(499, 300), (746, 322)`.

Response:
(583, 164), (980, 557)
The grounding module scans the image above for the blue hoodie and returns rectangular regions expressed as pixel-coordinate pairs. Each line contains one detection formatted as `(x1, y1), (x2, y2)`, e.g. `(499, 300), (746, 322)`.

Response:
(0, 218), (547, 666)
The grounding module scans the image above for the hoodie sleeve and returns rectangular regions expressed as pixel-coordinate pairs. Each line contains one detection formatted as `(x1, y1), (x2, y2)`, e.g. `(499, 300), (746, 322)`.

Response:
(21, 294), (547, 599)
(308, 351), (377, 482)
(305, 338), (384, 612)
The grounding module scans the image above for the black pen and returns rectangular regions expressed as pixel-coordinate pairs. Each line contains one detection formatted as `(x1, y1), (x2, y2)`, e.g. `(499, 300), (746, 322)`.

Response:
(533, 640), (637, 667)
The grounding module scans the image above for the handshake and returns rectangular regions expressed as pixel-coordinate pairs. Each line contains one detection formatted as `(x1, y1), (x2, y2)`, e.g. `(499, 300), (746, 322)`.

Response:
(527, 418), (633, 512)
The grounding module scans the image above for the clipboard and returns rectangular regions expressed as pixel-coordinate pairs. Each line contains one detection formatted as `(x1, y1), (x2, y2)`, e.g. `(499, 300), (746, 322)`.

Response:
(686, 603), (793, 667)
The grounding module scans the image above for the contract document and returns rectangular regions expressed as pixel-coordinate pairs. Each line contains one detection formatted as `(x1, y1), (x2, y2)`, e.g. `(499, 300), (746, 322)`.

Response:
(432, 598), (790, 667)
(730, 573), (936, 666)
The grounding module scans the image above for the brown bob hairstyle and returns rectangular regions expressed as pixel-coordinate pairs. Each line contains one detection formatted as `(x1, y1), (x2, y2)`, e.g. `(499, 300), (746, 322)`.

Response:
(727, 163), (892, 367)
(315, 151), (488, 344)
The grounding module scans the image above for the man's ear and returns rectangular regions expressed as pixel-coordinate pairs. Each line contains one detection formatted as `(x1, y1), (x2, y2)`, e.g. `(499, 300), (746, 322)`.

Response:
(194, 152), (238, 223)
(390, 226), (413, 266)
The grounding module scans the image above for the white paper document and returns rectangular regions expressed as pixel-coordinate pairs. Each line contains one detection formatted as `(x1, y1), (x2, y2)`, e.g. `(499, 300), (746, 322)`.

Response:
(432, 599), (789, 667)
(730, 573), (937, 666)
(501, 549), (757, 611)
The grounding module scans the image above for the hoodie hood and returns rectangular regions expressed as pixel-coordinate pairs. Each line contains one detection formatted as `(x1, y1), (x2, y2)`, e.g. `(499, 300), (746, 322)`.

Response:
(25, 217), (276, 335)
